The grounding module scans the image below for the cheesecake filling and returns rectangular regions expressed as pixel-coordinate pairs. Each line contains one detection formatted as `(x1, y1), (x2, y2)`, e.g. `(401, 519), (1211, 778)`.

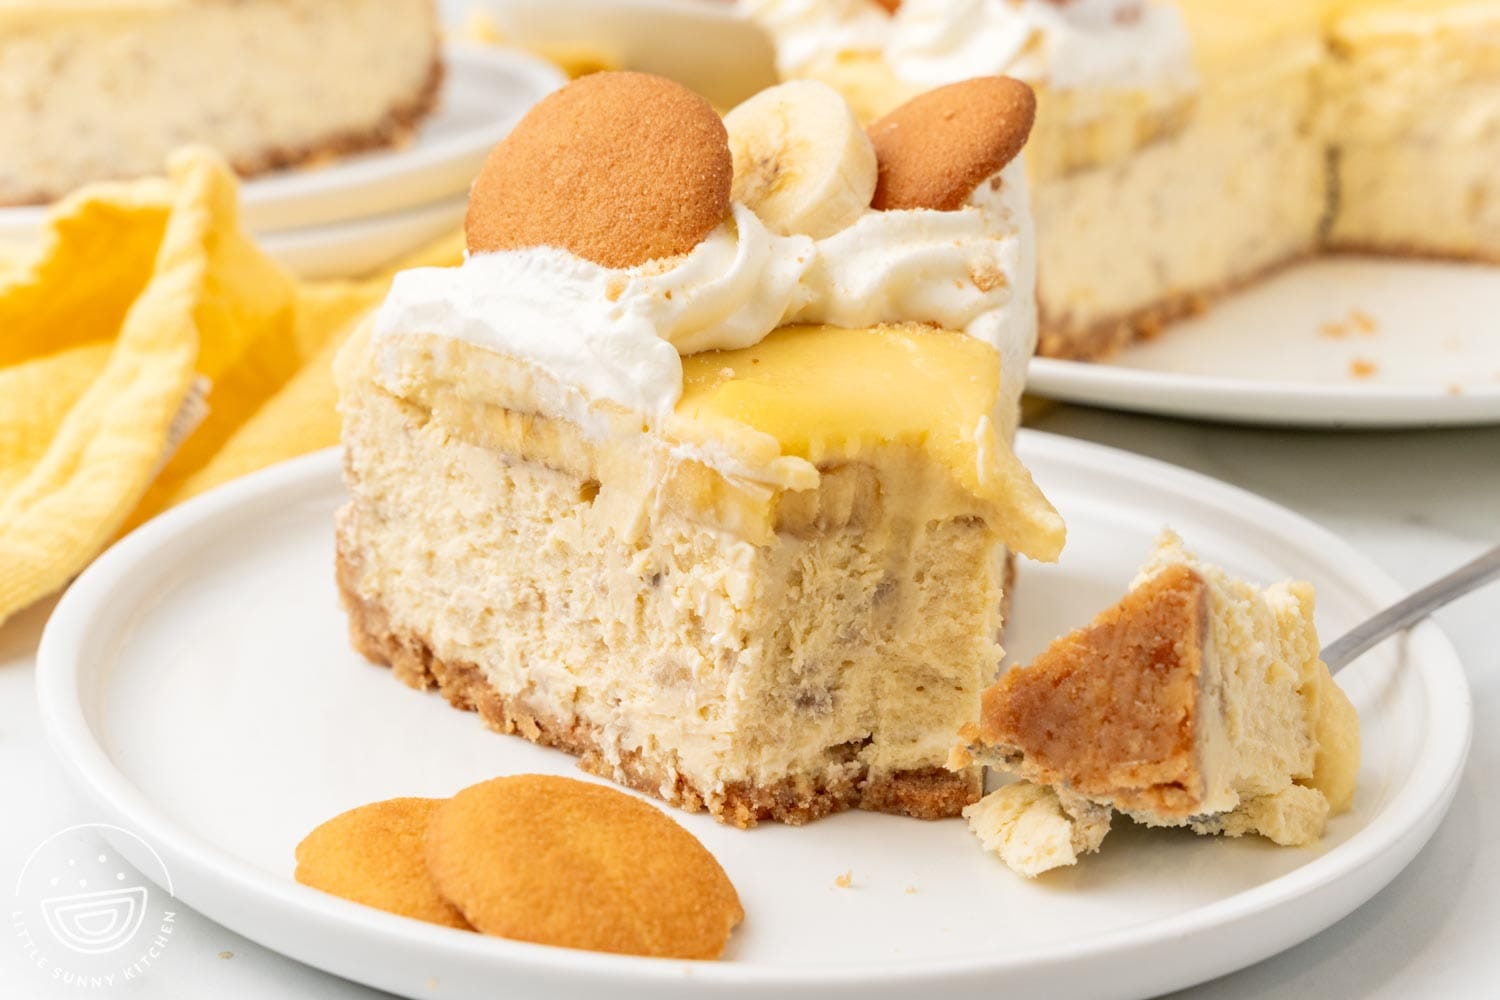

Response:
(1322, 0), (1500, 259)
(337, 328), (1025, 818)
(1133, 534), (1319, 824)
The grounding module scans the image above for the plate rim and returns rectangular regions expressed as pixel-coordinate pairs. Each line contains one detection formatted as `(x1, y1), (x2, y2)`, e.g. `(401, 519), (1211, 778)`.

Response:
(35, 438), (1474, 995)
(1027, 355), (1500, 429)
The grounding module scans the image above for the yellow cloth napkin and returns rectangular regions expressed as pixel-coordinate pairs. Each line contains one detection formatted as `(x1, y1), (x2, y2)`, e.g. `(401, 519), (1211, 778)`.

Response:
(0, 149), (462, 627)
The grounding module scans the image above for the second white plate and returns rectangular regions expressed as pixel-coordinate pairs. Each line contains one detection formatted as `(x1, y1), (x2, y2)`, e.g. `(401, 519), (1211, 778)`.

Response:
(261, 196), (464, 279)
(1028, 257), (1500, 428)
(36, 436), (1471, 999)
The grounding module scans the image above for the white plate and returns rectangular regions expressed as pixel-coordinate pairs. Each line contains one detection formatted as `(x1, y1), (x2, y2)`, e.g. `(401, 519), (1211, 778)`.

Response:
(36, 437), (1471, 1000)
(474, 0), (778, 109)
(0, 44), (563, 240)
(1029, 257), (1500, 428)
(261, 196), (464, 280)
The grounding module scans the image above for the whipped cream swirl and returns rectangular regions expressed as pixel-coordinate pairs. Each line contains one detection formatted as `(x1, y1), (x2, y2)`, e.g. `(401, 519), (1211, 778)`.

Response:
(741, 0), (1195, 94)
(374, 162), (1034, 430)
(886, 0), (1194, 92)
(739, 0), (894, 77)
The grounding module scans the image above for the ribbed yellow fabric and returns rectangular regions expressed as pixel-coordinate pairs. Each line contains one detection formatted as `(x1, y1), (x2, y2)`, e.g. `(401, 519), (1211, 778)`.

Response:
(0, 149), (462, 625)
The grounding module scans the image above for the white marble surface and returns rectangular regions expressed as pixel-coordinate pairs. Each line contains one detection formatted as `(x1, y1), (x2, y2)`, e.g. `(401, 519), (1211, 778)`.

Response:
(2, 406), (1497, 999)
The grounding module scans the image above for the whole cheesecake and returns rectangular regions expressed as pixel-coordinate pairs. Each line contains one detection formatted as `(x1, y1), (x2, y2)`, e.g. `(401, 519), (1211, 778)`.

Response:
(0, 0), (442, 206)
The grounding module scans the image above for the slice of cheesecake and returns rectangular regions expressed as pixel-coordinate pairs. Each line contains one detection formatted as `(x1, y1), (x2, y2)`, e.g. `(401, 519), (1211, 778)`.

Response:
(956, 532), (1360, 875)
(1323, 0), (1500, 263)
(0, 0), (441, 206)
(336, 71), (1064, 827)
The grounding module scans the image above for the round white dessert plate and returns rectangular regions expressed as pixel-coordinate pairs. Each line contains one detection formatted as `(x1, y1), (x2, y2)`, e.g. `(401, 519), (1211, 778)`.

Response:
(36, 437), (1471, 1000)
(0, 44), (564, 241)
(470, 0), (778, 109)
(1028, 257), (1500, 428)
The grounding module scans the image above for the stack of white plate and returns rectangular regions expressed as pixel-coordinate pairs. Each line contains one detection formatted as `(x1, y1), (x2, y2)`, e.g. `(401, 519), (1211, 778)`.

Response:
(0, 44), (566, 279)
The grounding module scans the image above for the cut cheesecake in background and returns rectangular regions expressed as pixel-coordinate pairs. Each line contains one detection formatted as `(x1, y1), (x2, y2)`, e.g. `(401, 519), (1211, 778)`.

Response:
(955, 532), (1361, 877)
(1323, 0), (1500, 262)
(0, 0), (441, 206)
(742, 0), (1500, 360)
(1037, 0), (1327, 359)
(337, 71), (1065, 826)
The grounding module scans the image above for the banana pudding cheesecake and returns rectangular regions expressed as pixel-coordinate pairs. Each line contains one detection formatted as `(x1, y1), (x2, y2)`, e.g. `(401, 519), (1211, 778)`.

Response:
(743, 0), (1500, 359)
(335, 71), (1065, 827)
(0, 0), (441, 206)
(955, 533), (1361, 877)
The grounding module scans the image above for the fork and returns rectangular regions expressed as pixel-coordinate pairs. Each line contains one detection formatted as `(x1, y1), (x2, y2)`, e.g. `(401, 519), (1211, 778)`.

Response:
(1323, 543), (1500, 674)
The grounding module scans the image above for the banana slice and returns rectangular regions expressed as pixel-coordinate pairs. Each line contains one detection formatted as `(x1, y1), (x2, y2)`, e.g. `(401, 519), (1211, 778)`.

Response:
(724, 80), (877, 240)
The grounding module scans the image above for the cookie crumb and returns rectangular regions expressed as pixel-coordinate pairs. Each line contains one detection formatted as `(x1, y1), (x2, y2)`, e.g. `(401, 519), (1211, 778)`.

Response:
(968, 260), (1008, 293)
(218, 950), (233, 960)
(904, 885), (918, 895)
(834, 870), (854, 889)
(1349, 358), (1378, 379)
(1319, 321), (1348, 339)
(1350, 309), (1377, 334)
(1446, 384), (1464, 397)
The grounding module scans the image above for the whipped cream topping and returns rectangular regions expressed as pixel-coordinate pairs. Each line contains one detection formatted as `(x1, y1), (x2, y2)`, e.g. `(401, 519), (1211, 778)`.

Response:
(887, 0), (1194, 92)
(739, 0), (894, 77)
(374, 163), (1035, 431)
(741, 0), (1195, 94)
(374, 204), (810, 423)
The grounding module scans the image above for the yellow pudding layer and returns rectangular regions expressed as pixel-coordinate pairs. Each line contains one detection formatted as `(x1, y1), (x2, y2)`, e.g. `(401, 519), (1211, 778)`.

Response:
(368, 321), (1065, 561)
(675, 323), (1064, 562)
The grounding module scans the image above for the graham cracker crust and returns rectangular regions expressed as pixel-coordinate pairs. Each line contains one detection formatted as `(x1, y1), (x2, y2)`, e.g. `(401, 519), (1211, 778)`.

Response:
(229, 48), (444, 180)
(336, 550), (981, 829)
(1322, 243), (1500, 268)
(972, 563), (1210, 819)
(0, 47), (443, 207)
(1039, 237), (1500, 365)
